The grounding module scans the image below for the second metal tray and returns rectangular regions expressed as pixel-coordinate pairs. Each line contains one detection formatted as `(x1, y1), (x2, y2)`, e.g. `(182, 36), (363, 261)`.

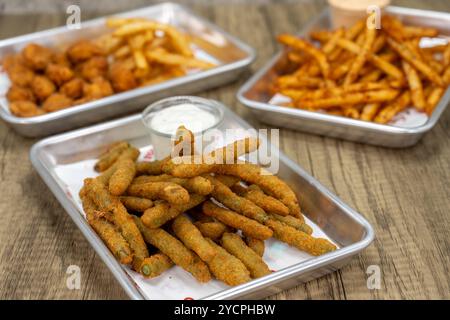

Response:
(30, 101), (374, 300)
(237, 6), (450, 148)
(0, 2), (255, 137)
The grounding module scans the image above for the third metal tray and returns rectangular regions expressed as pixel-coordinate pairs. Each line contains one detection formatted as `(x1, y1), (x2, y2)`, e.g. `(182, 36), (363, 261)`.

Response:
(237, 6), (450, 148)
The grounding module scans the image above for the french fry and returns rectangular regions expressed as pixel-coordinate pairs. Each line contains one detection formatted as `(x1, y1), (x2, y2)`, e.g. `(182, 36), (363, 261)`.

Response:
(360, 103), (381, 122)
(344, 27), (376, 86)
(374, 91), (411, 124)
(425, 87), (445, 115)
(145, 48), (214, 69)
(387, 37), (445, 87)
(402, 61), (426, 110)
(337, 38), (404, 80)
(133, 49), (149, 70)
(297, 89), (399, 109)
(278, 34), (330, 79)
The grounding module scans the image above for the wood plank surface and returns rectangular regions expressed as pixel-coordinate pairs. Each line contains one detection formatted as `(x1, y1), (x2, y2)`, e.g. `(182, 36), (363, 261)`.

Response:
(0, 0), (448, 300)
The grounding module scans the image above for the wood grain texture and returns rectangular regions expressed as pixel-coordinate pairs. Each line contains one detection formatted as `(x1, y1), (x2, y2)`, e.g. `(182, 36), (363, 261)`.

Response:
(0, 0), (449, 300)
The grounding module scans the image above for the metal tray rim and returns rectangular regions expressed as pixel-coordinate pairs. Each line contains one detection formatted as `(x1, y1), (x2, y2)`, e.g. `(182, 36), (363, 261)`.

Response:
(236, 6), (450, 136)
(0, 2), (256, 126)
(30, 111), (374, 300)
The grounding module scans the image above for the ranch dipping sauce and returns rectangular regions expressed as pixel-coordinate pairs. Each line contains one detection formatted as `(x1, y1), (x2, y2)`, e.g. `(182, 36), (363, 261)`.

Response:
(148, 104), (218, 135)
(142, 96), (224, 159)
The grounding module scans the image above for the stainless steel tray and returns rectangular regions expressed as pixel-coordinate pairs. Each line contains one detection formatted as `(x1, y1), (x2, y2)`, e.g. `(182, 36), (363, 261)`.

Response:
(0, 2), (255, 138)
(237, 6), (450, 148)
(30, 101), (374, 300)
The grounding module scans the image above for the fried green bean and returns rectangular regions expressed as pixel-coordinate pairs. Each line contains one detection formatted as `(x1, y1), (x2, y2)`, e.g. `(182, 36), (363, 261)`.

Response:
(213, 174), (240, 187)
(136, 160), (166, 176)
(232, 184), (289, 216)
(133, 216), (192, 266)
(140, 253), (173, 278)
(141, 194), (205, 228)
(206, 238), (251, 286)
(109, 159), (136, 196)
(265, 219), (336, 256)
(202, 201), (272, 240)
(119, 196), (153, 212)
(172, 214), (217, 263)
(269, 213), (313, 235)
(205, 175), (268, 224)
(194, 221), (229, 240)
(162, 138), (260, 178)
(221, 233), (271, 278)
(94, 141), (130, 172)
(84, 178), (148, 271)
(134, 216), (211, 282)
(127, 181), (189, 204)
(244, 236), (265, 257)
(80, 190), (133, 265)
(216, 163), (303, 219)
(172, 125), (195, 157)
(96, 147), (140, 185)
(184, 254), (212, 283)
(132, 174), (213, 196)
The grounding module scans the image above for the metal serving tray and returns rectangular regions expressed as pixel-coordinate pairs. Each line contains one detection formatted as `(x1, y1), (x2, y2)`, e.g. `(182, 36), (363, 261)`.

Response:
(237, 6), (450, 148)
(0, 2), (255, 137)
(30, 101), (374, 300)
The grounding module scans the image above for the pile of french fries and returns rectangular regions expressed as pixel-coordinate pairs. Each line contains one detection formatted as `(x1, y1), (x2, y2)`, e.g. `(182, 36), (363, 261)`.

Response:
(273, 15), (450, 123)
(96, 17), (215, 86)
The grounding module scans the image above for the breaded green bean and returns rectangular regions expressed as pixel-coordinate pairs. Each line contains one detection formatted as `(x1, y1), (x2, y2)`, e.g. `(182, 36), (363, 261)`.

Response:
(172, 125), (195, 157)
(205, 238), (251, 286)
(141, 194), (205, 229)
(216, 163), (303, 219)
(189, 209), (214, 222)
(80, 190), (133, 265)
(184, 254), (212, 283)
(163, 138), (260, 178)
(133, 216), (192, 266)
(214, 174), (241, 187)
(194, 221), (229, 240)
(132, 174), (213, 196)
(127, 181), (189, 204)
(94, 141), (130, 172)
(172, 215), (217, 263)
(221, 233), (271, 278)
(269, 213), (313, 235)
(134, 216), (211, 282)
(244, 236), (265, 257)
(206, 137), (260, 164)
(202, 201), (272, 240)
(265, 219), (336, 256)
(205, 175), (268, 223)
(119, 196), (153, 212)
(136, 159), (167, 176)
(140, 253), (173, 278)
(109, 159), (136, 196)
(84, 178), (148, 271)
(96, 147), (140, 185)
(232, 184), (289, 216)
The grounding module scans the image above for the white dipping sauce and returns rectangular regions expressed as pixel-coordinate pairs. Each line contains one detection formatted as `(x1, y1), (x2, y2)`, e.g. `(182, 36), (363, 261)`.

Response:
(148, 103), (218, 135)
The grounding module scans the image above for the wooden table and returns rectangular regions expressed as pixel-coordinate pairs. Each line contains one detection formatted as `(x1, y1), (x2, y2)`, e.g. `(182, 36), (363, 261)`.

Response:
(0, 0), (448, 300)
